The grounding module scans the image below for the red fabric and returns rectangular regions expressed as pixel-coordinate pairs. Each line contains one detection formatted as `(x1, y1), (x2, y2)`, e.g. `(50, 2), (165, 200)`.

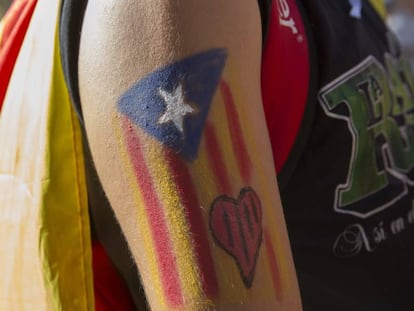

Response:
(93, 241), (136, 311)
(261, 0), (310, 172)
(0, 0), (37, 108)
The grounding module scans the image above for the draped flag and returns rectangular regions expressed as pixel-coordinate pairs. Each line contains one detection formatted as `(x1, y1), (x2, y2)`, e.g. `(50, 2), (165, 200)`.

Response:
(0, 1), (93, 310)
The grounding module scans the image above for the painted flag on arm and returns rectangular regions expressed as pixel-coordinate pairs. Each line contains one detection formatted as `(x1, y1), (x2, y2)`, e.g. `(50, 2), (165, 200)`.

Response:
(117, 49), (227, 308)
(117, 48), (287, 308)
(118, 48), (227, 161)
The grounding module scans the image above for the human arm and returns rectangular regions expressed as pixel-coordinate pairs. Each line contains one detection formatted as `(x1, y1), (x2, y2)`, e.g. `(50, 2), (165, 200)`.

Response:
(78, 0), (302, 310)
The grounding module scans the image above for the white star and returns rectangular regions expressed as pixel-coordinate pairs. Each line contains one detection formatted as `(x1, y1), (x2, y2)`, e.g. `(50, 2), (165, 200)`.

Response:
(158, 83), (198, 133)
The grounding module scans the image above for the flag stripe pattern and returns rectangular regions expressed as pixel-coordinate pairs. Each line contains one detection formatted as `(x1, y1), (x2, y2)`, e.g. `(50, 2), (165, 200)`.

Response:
(121, 118), (184, 307)
(146, 141), (211, 304)
(264, 228), (284, 301)
(220, 80), (252, 184)
(206, 81), (286, 302)
(163, 147), (219, 298)
(115, 115), (166, 306)
(117, 49), (288, 308)
(204, 121), (233, 195)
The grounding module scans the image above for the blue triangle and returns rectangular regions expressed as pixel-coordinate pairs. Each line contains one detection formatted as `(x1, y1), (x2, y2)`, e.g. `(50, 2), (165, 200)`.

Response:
(118, 48), (227, 161)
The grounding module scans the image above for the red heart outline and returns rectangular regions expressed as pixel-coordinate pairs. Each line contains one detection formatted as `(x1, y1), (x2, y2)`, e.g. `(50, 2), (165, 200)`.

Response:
(209, 187), (263, 288)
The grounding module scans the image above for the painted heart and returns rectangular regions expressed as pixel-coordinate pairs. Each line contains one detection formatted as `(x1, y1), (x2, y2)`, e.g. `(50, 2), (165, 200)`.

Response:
(209, 187), (263, 288)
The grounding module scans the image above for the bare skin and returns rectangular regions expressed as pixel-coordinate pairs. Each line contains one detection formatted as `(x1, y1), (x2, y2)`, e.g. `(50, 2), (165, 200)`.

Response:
(79, 0), (302, 310)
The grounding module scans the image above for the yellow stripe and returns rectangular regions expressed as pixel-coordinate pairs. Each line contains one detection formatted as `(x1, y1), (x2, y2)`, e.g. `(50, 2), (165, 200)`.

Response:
(144, 139), (208, 309)
(188, 89), (247, 306)
(189, 68), (282, 305)
(195, 92), (252, 304)
(209, 90), (243, 191)
(191, 150), (249, 305)
(41, 1), (94, 309)
(243, 112), (291, 296)
(43, 75), (94, 309)
(112, 116), (166, 308)
(193, 77), (279, 304)
(224, 67), (291, 298)
(369, 0), (387, 19)
(244, 121), (291, 298)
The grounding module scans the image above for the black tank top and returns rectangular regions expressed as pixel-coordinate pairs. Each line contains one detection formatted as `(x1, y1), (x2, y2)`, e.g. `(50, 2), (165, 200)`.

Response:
(280, 2), (414, 310)
(60, 1), (414, 310)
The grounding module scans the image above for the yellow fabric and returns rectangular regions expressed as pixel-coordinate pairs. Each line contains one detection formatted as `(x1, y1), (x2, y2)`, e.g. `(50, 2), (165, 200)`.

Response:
(0, 20), (3, 45)
(0, 0), (94, 310)
(369, 0), (387, 19)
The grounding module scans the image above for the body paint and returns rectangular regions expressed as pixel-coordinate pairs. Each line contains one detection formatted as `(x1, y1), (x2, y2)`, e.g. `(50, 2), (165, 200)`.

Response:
(145, 139), (210, 305)
(162, 148), (219, 299)
(210, 187), (263, 288)
(121, 117), (184, 307)
(223, 67), (291, 297)
(205, 75), (281, 298)
(113, 115), (166, 307)
(204, 121), (233, 195)
(118, 49), (227, 161)
(220, 80), (252, 184)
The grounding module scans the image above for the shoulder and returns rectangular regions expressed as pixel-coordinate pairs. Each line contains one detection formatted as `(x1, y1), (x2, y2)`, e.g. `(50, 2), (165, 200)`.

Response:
(77, 0), (264, 112)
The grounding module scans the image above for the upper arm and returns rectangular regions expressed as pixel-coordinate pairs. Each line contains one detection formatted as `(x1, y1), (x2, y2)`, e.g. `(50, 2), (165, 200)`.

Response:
(79, 1), (301, 310)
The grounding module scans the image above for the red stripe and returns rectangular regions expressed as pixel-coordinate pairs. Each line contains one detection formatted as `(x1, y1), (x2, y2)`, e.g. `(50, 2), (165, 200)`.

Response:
(204, 121), (233, 195)
(0, 0), (37, 108)
(220, 80), (252, 184)
(264, 229), (283, 301)
(163, 147), (219, 298)
(122, 117), (184, 307)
